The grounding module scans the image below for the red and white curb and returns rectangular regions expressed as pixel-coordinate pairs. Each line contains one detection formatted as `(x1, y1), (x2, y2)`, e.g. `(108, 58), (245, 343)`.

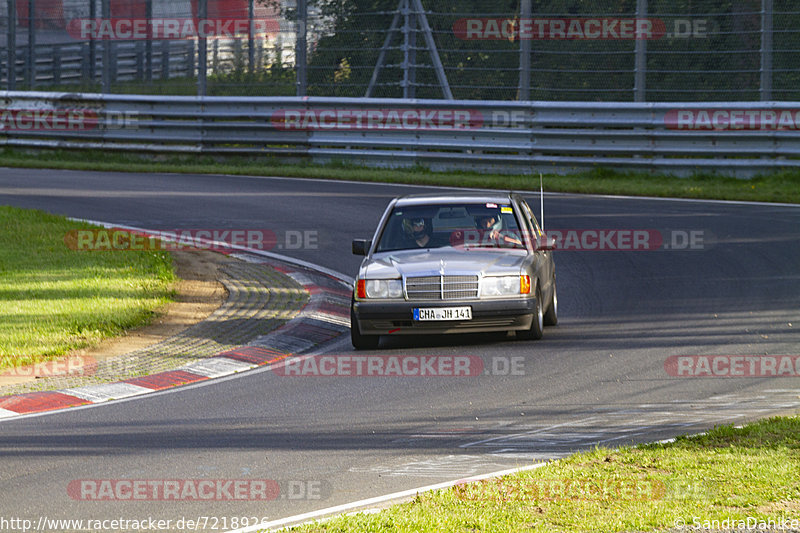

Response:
(0, 235), (353, 421)
(1, 348), (287, 419)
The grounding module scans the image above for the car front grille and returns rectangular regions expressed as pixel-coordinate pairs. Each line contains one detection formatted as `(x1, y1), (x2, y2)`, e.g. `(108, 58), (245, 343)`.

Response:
(405, 275), (479, 300)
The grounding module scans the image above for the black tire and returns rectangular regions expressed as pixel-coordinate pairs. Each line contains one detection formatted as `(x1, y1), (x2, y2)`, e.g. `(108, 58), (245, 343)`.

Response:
(350, 304), (379, 350)
(544, 278), (558, 327)
(518, 284), (544, 340)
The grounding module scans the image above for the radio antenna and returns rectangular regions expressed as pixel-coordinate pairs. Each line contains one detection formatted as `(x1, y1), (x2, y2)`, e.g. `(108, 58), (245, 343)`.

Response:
(539, 173), (545, 232)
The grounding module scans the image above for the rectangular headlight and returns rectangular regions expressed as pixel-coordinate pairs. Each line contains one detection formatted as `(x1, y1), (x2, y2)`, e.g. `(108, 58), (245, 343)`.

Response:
(364, 279), (403, 299)
(482, 275), (525, 296)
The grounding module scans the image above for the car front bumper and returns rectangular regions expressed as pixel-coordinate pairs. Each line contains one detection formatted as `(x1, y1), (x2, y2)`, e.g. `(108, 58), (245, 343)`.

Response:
(352, 298), (536, 335)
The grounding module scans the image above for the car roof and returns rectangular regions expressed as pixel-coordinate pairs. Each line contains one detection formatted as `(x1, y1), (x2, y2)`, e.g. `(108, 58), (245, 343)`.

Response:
(394, 192), (517, 207)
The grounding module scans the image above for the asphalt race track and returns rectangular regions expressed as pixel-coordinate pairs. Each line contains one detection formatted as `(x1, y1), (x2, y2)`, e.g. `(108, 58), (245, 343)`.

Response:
(1, 168), (799, 530)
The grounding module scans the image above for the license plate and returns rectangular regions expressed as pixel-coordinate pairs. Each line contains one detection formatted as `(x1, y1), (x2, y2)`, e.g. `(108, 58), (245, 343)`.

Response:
(413, 307), (472, 321)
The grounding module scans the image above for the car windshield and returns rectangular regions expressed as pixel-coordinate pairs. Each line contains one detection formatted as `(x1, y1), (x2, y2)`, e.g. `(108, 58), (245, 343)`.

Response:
(375, 202), (526, 252)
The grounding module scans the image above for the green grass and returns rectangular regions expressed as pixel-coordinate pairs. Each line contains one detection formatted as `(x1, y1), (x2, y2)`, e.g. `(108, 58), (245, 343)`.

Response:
(0, 206), (175, 372)
(2, 148), (799, 204)
(287, 416), (800, 532)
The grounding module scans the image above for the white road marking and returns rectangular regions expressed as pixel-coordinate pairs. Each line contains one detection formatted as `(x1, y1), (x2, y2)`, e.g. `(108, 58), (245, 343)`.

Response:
(227, 462), (548, 533)
(349, 455), (517, 478)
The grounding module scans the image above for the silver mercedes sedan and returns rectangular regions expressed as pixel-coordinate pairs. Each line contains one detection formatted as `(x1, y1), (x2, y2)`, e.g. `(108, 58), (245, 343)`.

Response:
(350, 192), (557, 349)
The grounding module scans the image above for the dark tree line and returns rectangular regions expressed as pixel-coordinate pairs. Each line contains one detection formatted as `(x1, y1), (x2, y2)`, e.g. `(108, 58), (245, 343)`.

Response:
(283, 0), (800, 101)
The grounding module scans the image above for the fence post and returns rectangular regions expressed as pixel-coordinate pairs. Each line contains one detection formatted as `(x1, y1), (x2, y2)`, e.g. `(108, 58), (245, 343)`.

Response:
(248, 0), (254, 74)
(296, 0), (307, 96)
(101, 0), (110, 92)
(136, 41), (144, 79)
(760, 0), (773, 101)
(518, 0), (531, 101)
(402, 0), (417, 99)
(408, 1), (416, 98)
(411, 0), (452, 99)
(256, 32), (263, 70)
(145, 0), (152, 82)
(634, 0), (647, 102)
(89, 0), (96, 85)
(109, 41), (117, 83)
(27, 0), (34, 87)
(7, 0), (16, 90)
(198, 0), (207, 96)
(53, 45), (61, 84)
(212, 37), (218, 73)
(163, 40), (171, 79)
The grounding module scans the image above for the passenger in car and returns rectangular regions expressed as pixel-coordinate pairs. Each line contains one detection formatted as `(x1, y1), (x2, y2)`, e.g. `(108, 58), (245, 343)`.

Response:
(476, 214), (523, 247)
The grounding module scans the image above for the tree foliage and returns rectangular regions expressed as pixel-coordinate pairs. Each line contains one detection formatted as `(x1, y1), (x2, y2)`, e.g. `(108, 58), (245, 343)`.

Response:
(292, 0), (800, 101)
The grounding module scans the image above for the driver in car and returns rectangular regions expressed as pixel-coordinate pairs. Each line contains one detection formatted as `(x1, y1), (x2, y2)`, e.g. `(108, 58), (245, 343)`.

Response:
(403, 217), (446, 248)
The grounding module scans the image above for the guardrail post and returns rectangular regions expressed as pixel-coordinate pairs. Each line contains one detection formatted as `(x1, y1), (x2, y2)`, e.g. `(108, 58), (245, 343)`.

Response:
(296, 0), (307, 96)
(198, 0), (207, 96)
(26, 0), (34, 88)
(518, 0), (531, 101)
(6, 0), (16, 90)
(634, 0), (647, 102)
(760, 0), (773, 101)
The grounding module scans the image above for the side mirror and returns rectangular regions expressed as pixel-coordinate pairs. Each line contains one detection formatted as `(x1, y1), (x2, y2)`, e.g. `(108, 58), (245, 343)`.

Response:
(535, 233), (557, 251)
(352, 239), (372, 256)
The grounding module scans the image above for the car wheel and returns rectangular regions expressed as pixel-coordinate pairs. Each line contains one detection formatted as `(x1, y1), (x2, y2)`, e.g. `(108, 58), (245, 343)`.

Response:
(544, 278), (558, 326)
(351, 304), (380, 350)
(518, 284), (544, 340)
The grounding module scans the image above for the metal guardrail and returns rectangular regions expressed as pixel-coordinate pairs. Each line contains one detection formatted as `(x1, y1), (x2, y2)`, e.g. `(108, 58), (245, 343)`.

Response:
(0, 39), (274, 87)
(1, 91), (798, 176)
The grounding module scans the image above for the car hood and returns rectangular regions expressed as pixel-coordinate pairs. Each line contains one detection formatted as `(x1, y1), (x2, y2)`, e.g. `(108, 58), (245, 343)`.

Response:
(362, 248), (527, 278)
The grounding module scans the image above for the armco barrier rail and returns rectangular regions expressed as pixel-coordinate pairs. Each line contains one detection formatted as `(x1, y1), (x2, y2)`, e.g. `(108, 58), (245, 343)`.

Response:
(1, 91), (799, 176)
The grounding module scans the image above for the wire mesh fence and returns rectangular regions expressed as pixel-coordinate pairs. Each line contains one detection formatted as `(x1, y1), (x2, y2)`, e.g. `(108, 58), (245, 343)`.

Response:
(0, 0), (798, 101)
